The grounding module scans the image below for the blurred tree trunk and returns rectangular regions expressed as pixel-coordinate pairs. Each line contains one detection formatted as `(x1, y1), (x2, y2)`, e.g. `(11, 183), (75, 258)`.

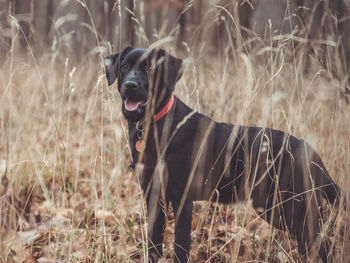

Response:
(177, 0), (202, 53)
(10, 0), (32, 55)
(105, 0), (135, 52)
(32, 0), (51, 49)
(0, 0), (10, 57)
(300, 0), (349, 81)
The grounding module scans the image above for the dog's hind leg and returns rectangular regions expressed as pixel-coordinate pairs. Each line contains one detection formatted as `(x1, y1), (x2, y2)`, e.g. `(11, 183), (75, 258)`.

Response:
(293, 196), (331, 262)
(292, 152), (331, 262)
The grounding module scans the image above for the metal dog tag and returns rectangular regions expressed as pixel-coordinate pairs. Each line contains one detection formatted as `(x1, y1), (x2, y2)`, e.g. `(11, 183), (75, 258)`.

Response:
(135, 139), (146, 152)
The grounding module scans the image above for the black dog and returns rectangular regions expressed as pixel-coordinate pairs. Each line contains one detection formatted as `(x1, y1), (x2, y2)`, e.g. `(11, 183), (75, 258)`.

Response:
(104, 47), (341, 263)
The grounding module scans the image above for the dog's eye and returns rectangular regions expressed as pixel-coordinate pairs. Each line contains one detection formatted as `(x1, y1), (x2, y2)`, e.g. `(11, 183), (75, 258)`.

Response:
(120, 62), (129, 71)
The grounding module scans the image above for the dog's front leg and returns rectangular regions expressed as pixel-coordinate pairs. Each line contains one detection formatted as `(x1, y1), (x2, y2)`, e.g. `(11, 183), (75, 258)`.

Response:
(147, 203), (167, 263)
(172, 199), (193, 263)
(145, 170), (168, 263)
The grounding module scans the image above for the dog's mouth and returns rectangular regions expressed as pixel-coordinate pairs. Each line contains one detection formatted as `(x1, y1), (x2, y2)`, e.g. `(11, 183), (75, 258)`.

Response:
(124, 98), (147, 112)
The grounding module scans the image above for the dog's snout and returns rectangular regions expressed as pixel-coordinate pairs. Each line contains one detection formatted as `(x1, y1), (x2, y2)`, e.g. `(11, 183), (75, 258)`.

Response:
(124, 80), (138, 90)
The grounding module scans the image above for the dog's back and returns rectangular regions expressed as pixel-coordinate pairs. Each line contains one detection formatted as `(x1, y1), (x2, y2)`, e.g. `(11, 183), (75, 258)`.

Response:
(164, 97), (340, 260)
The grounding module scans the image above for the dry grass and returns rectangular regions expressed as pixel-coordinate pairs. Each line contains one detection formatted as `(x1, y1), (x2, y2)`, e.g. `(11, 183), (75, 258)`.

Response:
(1, 2), (349, 263)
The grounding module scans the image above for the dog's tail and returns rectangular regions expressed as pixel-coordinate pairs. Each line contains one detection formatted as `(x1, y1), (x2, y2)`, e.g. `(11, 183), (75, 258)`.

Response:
(315, 158), (344, 209)
(324, 179), (342, 206)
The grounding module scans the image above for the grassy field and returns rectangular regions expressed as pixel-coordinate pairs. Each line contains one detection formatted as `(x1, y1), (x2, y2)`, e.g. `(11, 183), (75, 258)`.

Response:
(1, 8), (350, 263)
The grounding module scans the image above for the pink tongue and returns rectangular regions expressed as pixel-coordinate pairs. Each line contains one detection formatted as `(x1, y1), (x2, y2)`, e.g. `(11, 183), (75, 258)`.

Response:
(125, 98), (142, 111)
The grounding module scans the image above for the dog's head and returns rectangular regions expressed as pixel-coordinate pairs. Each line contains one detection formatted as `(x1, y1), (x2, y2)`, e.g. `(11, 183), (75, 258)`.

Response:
(104, 46), (183, 122)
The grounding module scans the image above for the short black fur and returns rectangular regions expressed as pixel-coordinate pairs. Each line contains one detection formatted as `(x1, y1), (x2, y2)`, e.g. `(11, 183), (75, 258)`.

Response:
(104, 47), (341, 263)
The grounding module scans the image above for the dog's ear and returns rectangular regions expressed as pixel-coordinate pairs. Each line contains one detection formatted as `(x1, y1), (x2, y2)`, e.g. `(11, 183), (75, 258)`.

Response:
(104, 46), (133, 86)
(167, 55), (183, 91)
(164, 53), (183, 91)
(148, 49), (183, 91)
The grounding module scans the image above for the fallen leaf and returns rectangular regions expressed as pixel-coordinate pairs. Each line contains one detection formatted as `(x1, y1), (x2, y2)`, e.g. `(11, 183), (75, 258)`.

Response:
(95, 209), (116, 225)
(18, 230), (41, 245)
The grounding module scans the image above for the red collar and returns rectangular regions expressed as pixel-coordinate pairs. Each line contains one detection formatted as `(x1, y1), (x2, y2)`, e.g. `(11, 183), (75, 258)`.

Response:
(133, 95), (175, 126)
(154, 94), (174, 121)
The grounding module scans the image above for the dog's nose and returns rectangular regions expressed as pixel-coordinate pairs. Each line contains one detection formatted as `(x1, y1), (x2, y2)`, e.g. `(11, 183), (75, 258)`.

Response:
(124, 80), (138, 90)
